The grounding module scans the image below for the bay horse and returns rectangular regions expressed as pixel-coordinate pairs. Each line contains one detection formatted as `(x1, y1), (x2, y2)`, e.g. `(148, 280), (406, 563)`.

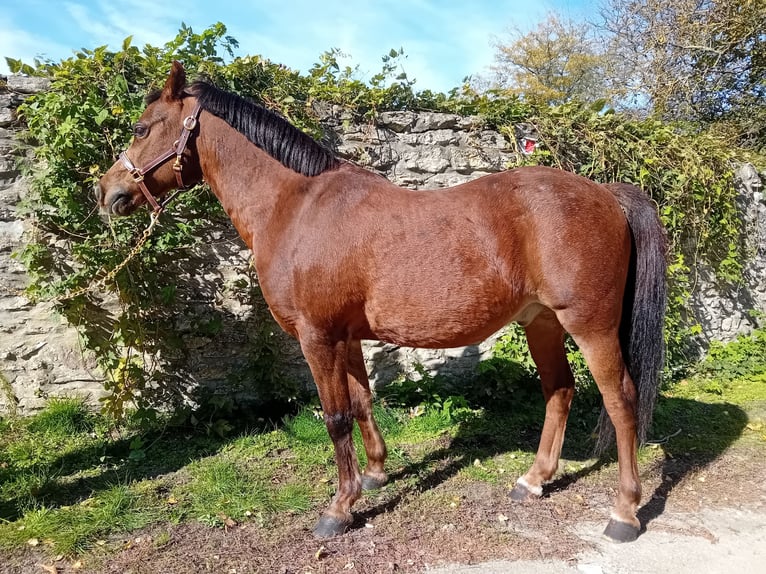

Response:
(96, 62), (667, 542)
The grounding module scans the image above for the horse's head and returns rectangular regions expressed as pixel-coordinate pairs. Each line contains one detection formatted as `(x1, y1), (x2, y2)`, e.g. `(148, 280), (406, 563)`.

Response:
(96, 61), (203, 216)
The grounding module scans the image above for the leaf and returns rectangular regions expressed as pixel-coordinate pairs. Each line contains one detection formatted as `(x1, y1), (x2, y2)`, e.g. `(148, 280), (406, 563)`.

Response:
(94, 109), (109, 126)
(122, 35), (133, 51)
(5, 57), (22, 73)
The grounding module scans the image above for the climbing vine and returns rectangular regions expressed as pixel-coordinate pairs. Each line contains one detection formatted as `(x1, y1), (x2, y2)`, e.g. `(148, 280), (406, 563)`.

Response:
(517, 100), (746, 370)
(9, 23), (755, 420)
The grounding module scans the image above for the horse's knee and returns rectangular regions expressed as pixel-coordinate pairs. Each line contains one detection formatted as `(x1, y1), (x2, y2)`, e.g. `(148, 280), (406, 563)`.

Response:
(324, 411), (354, 441)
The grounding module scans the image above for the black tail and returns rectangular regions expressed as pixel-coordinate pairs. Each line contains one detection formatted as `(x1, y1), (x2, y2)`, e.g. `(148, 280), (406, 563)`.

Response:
(595, 183), (668, 454)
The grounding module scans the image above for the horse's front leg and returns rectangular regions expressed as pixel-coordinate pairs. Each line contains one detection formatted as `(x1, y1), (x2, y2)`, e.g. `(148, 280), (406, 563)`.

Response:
(299, 331), (362, 538)
(347, 339), (388, 490)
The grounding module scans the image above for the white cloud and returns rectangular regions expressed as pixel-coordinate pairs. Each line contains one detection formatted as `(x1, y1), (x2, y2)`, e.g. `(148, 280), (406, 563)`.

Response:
(0, 26), (70, 74)
(63, 0), (178, 50)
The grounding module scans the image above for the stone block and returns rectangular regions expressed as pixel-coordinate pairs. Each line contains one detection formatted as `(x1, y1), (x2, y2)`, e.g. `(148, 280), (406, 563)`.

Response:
(376, 111), (417, 132)
(412, 112), (460, 133)
(0, 108), (14, 128)
(403, 147), (450, 173)
(7, 75), (51, 94)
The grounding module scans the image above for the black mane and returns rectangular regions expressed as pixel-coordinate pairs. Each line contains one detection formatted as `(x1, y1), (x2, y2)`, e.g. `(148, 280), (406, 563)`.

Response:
(147, 82), (340, 177)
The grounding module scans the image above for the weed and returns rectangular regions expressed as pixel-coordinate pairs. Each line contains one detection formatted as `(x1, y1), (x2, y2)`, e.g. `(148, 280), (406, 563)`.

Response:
(379, 364), (479, 424)
(154, 529), (171, 548)
(27, 397), (95, 436)
(178, 457), (310, 526)
(696, 328), (766, 383)
(0, 372), (18, 417)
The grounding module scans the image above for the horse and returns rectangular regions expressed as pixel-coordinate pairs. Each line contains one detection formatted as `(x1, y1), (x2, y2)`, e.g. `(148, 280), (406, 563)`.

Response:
(96, 61), (667, 543)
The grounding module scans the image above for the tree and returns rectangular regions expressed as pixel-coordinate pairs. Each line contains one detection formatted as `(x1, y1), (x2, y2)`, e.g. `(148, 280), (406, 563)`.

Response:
(487, 14), (611, 106)
(601, 0), (766, 147)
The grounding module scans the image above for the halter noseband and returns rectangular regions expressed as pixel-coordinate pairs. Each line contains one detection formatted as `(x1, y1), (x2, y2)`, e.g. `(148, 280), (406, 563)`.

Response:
(118, 103), (202, 213)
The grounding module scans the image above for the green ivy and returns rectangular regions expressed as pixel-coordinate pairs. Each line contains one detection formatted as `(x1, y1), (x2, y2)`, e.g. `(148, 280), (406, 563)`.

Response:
(14, 25), (263, 421)
(10, 23), (757, 424)
(518, 100), (747, 370)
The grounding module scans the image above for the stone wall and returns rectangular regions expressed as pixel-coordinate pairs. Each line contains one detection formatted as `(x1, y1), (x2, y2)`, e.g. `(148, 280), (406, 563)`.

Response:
(1, 79), (764, 414)
(690, 163), (766, 344)
(1, 75), (110, 414)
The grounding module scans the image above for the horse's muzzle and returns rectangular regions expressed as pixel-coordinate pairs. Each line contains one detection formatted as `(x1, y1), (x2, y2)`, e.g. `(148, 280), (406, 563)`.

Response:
(95, 182), (134, 216)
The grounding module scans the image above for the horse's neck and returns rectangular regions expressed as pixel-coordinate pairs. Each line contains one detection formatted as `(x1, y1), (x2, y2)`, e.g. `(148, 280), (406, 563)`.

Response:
(197, 125), (305, 256)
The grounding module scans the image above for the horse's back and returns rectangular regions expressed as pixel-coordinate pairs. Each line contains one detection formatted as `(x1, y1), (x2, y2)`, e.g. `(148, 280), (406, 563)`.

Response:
(294, 165), (631, 346)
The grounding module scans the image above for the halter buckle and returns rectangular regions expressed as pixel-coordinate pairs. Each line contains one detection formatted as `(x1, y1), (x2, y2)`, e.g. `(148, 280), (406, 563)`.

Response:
(183, 115), (198, 130)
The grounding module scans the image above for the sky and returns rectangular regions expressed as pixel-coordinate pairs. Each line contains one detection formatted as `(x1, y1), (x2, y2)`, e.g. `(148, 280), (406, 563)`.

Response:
(1, 0), (595, 93)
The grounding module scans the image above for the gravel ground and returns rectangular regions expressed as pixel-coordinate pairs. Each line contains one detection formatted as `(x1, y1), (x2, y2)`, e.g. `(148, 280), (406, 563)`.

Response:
(430, 506), (766, 574)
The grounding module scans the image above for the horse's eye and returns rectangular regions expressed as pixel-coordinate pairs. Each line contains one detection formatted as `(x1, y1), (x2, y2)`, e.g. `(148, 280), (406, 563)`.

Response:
(133, 123), (148, 138)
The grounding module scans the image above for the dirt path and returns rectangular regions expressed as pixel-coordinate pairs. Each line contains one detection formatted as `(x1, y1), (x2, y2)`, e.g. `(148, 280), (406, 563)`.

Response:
(3, 445), (764, 573)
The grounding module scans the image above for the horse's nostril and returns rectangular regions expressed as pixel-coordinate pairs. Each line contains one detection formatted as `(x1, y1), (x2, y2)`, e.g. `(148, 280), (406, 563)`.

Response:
(108, 191), (133, 215)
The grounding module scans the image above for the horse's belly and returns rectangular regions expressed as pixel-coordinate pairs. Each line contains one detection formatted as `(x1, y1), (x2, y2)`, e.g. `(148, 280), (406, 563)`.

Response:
(371, 322), (505, 349)
(363, 292), (529, 349)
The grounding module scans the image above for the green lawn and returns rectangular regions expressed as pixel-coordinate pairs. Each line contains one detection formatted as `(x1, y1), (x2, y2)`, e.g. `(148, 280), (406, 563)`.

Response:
(1, 332), (765, 559)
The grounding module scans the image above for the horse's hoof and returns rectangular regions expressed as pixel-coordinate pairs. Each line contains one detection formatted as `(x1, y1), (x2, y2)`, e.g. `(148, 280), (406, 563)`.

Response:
(313, 515), (352, 539)
(603, 518), (640, 542)
(509, 481), (541, 502)
(361, 474), (388, 491)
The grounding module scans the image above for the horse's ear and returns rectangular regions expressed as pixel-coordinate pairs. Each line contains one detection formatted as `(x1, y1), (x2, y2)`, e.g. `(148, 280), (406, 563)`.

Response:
(162, 61), (186, 101)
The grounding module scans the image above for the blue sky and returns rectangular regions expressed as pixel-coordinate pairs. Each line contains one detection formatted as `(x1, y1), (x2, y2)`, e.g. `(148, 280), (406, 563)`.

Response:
(1, 0), (595, 93)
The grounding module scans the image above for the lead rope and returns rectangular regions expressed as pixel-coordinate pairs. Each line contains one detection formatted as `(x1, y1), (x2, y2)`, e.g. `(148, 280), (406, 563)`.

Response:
(49, 211), (162, 303)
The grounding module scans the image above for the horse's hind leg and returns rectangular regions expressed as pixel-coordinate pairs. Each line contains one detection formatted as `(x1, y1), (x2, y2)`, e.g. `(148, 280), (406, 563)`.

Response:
(571, 329), (641, 542)
(347, 339), (388, 490)
(511, 310), (575, 500)
(299, 331), (361, 538)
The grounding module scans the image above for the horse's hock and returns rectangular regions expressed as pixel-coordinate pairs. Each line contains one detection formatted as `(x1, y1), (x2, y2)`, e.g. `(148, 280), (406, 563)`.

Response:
(1, 77), (765, 414)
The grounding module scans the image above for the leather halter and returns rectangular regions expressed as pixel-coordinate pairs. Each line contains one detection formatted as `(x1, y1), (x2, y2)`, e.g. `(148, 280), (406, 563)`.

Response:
(118, 103), (202, 213)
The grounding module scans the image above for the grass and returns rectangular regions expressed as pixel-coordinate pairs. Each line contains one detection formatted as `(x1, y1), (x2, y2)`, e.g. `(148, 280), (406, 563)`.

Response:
(1, 330), (765, 561)
(26, 397), (96, 436)
(0, 392), (479, 557)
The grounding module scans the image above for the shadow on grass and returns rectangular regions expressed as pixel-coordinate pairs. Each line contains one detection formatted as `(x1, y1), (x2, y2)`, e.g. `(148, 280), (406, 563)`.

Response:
(357, 358), (749, 534)
(0, 352), (750, 540)
(0, 400), (297, 523)
(637, 397), (749, 532)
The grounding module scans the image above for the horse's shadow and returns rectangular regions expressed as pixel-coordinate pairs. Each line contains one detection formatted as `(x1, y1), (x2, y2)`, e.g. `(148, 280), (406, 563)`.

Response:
(355, 350), (749, 535)
(635, 397), (749, 531)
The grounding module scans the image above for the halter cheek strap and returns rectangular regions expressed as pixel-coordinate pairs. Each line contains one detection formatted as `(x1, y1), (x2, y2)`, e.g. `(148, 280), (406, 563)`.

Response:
(118, 103), (202, 213)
